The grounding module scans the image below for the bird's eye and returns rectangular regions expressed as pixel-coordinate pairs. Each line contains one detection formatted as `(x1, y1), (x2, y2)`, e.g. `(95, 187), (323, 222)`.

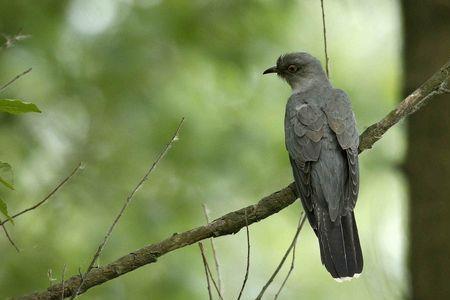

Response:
(287, 64), (298, 73)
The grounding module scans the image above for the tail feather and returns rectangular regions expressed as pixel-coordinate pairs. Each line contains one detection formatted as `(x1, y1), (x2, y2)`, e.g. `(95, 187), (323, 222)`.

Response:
(351, 213), (363, 274)
(318, 211), (363, 280)
(341, 214), (358, 276)
(318, 229), (339, 278)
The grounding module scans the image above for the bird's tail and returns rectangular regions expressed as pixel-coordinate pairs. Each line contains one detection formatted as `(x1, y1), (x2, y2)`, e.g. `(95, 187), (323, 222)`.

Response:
(317, 211), (363, 281)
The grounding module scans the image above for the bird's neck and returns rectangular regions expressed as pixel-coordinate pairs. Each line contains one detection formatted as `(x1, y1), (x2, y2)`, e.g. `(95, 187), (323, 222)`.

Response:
(290, 76), (331, 94)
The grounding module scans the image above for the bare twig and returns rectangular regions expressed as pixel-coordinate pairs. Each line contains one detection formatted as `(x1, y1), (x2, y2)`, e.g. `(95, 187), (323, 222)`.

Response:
(255, 213), (306, 300)
(320, 0), (330, 78)
(14, 58), (450, 300)
(47, 269), (56, 287)
(0, 220), (20, 252)
(70, 118), (185, 299)
(274, 241), (296, 300)
(198, 243), (213, 300)
(237, 211), (250, 300)
(199, 242), (224, 300)
(0, 67), (32, 93)
(0, 29), (30, 50)
(0, 163), (83, 226)
(274, 214), (306, 300)
(60, 264), (67, 300)
(202, 203), (223, 295)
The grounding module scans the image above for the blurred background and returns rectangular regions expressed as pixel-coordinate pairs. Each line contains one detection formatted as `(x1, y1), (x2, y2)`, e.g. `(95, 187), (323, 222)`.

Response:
(0, 0), (448, 299)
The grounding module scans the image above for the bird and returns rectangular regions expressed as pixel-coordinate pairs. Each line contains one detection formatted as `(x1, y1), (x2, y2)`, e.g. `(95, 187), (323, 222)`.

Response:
(263, 52), (363, 281)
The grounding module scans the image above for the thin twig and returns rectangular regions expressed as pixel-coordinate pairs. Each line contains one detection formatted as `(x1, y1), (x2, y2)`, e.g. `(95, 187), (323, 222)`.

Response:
(70, 118), (185, 299)
(199, 242), (224, 300)
(0, 67), (32, 93)
(47, 269), (56, 288)
(256, 213), (307, 300)
(320, 0), (330, 78)
(0, 29), (30, 50)
(202, 203), (223, 295)
(0, 220), (20, 252)
(237, 211), (250, 300)
(61, 264), (67, 300)
(198, 242), (213, 300)
(274, 241), (296, 300)
(0, 163), (83, 226)
(274, 214), (306, 300)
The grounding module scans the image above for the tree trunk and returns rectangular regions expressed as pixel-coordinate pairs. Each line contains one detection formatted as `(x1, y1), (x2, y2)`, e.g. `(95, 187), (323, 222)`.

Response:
(402, 1), (450, 299)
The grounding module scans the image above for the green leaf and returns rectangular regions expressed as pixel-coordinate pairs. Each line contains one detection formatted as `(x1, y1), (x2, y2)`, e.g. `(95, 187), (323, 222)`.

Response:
(0, 99), (41, 114)
(0, 162), (14, 190)
(0, 198), (14, 224)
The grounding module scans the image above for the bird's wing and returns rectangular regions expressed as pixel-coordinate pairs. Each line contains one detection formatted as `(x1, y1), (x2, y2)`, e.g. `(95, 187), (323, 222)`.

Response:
(285, 97), (327, 163)
(285, 95), (326, 226)
(324, 89), (359, 211)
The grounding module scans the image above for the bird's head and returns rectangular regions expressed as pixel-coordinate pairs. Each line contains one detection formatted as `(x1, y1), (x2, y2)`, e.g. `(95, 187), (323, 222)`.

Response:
(263, 52), (327, 91)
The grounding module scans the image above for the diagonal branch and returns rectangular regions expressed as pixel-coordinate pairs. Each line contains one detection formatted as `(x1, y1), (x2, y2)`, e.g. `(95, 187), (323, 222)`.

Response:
(1, 220), (20, 252)
(17, 182), (298, 300)
(237, 211), (251, 300)
(358, 58), (450, 153)
(0, 67), (32, 93)
(13, 57), (450, 300)
(201, 203), (223, 295)
(0, 163), (82, 252)
(198, 242), (213, 300)
(70, 118), (184, 299)
(0, 163), (83, 227)
(256, 213), (306, 300)
(198, 242), (223, 300)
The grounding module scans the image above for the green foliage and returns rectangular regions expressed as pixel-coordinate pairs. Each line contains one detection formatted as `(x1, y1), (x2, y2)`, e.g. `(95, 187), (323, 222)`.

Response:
(0, 197), (13, 224)
(0, 99), (41, 114)
(0, 89), (39, 226)
(0, 162), (14, 223)
(0, 161), (14, 190)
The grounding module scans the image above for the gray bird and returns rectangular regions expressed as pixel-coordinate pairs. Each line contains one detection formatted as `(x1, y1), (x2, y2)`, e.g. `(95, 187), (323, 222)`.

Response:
(263, 52), (362, 281)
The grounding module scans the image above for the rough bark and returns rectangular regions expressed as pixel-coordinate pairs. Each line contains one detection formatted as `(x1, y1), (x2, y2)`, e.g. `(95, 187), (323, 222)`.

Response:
(16, 184), (298, 300)
(14, 57), (450, 299)
(402, 1), (450, 299)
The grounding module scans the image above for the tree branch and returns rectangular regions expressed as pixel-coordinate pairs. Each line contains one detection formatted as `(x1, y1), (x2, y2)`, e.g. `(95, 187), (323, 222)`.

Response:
(256, 213), (306, 300)
(0, 163), (82, 227)
(17, 181), (298, 300)
(0, 219), (20, 252)
(0, 67), (32, 93)
(14, 57), (450, 300)
(70, 118), (184, 299)
(0, 29), (30, 50)
(358, 58), (450, 153)
(198, 242), (223, 300)
(276, 215), (305, 299)
(320, 0), (330, 78)
(201, 203), (223, 295)
(0, 163), (81, 252)
(198, 242), (214, 300)
(236, 211), (250, 300)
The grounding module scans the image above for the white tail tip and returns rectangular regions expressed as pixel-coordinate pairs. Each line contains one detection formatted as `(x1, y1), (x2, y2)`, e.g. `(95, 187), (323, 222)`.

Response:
(334, 273), (361, 283)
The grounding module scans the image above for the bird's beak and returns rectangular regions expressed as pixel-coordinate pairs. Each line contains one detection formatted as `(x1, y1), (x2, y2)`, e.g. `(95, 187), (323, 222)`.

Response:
(263, 66), (278, 75)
